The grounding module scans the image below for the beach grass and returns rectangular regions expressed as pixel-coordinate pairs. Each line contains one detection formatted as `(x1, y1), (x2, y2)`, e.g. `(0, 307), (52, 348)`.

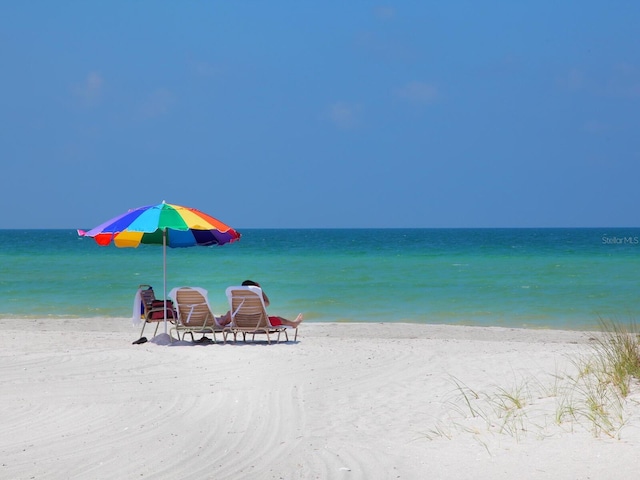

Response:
(560, 317), (640, 437)
(591, 317), (640, 396)
(430, 318), (640, 442)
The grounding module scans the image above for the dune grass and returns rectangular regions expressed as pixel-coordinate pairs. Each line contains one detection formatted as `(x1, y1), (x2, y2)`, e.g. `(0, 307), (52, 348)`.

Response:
(560, 318), (640, 437)
(589, 318), (640, 397)
(427, 318), (640, 443)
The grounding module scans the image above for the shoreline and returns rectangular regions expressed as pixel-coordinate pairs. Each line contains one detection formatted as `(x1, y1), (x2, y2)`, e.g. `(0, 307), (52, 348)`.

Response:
(0, 315), (610, 334)
(1, 319), (638, 479)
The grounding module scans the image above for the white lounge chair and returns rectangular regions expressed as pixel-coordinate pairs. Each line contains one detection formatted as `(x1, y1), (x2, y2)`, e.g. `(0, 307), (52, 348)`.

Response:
(224, 285), (298, 344)
(168, 287), (223, 343)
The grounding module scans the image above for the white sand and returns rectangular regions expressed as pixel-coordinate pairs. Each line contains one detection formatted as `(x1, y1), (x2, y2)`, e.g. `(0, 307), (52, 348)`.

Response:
(1, 319), (639, 479)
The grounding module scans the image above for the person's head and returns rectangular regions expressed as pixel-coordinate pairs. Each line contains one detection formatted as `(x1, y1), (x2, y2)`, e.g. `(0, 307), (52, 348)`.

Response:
(242, 280), (260, 287)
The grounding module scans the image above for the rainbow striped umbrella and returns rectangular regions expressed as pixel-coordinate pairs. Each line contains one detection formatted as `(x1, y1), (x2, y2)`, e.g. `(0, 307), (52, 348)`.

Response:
(80, 202), (240, 334)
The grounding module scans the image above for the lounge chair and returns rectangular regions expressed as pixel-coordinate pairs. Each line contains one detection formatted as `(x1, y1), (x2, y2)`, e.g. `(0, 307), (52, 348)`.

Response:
(135, 284), (176, 338)
(224, 285), (297, 344)
(168, 286), (223, 343)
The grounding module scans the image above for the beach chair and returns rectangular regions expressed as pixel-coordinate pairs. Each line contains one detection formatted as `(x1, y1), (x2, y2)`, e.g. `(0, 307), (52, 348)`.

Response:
(137, 285), (176, 338)
(168, 287), (222, 343)
(224, 285), (297, 344)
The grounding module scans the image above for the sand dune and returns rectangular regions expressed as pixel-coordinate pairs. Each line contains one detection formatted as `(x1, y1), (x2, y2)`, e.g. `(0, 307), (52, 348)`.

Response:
(1, 319), (639, 479)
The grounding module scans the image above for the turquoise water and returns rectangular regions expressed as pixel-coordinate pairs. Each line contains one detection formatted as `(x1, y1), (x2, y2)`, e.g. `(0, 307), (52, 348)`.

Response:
(1, 228), (639, 330)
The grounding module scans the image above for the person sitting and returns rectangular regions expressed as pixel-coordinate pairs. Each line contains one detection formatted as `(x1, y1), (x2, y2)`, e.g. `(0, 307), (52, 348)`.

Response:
(218, 280), (303, 327)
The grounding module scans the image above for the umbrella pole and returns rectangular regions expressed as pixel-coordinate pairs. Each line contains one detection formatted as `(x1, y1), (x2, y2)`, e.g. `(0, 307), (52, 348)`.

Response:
(163, 228), (168, 335)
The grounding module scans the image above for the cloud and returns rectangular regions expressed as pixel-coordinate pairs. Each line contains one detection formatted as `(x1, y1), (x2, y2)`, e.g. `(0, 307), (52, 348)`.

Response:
(374, 6), (396, 20)
(560, 64), (640, 99)
(606, 63), (640, 98)
(138, 88), (175, 118)
(394, 81), (439, 105)
(561, 68), (586, 91)
(355, 31), (416, 63)
(73, 71), (103, 106)
(327, 102), (361, 129)
(583, 120), (611, 134)
(190, 59), (224, 78)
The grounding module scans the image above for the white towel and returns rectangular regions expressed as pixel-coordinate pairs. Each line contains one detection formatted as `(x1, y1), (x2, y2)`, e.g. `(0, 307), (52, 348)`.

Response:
(132, 289), (143, 326)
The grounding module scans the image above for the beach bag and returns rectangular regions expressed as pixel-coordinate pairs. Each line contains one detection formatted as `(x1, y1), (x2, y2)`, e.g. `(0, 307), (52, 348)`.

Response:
(149, 299), (176, 320)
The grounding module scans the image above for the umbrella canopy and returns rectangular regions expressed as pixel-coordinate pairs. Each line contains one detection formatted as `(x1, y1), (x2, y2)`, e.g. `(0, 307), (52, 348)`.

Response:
(82, 202), (240, 248)
(80, 202), (240, 335)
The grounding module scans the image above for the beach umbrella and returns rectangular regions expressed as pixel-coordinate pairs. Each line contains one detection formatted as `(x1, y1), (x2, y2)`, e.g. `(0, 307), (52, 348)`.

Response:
(79, 201), (240, 334)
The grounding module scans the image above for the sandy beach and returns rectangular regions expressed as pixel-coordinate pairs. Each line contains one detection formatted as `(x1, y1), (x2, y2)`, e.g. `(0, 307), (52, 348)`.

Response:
(1, 319), (639, 479)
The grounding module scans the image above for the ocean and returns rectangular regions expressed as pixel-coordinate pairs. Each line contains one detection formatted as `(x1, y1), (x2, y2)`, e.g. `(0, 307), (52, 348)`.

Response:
(1, 228), (639, 330)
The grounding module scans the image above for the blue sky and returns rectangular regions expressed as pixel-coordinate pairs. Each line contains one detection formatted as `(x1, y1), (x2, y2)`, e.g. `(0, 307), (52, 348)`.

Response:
(1, 2), (639, 228)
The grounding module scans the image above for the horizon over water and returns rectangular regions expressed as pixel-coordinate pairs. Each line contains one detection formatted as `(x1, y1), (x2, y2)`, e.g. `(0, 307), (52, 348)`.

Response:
(1, 228), (639, 331)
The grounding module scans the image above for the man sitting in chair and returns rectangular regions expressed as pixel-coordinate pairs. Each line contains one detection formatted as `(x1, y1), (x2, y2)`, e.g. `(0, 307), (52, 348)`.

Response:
(218, 280), (303, 328)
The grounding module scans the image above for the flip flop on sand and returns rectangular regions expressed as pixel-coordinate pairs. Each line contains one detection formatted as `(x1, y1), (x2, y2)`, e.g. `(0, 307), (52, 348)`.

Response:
(132, 337), (148, 345)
